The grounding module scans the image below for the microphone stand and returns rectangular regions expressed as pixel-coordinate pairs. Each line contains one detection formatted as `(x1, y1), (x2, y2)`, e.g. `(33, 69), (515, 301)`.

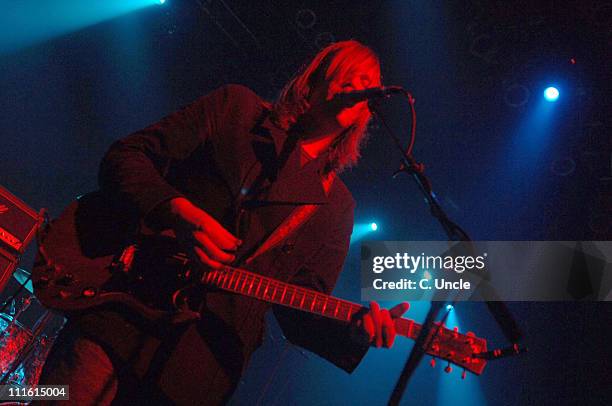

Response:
(370, 92), (523, 406)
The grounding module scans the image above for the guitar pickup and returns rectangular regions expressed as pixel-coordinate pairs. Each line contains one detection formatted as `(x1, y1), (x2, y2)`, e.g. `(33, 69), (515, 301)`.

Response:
(166, 253), (189, 266)
(112, 245), (138, 273)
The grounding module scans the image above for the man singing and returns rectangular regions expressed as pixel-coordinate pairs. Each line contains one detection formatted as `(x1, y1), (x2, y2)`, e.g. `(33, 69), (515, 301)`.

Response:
(37, 40), (409, 405)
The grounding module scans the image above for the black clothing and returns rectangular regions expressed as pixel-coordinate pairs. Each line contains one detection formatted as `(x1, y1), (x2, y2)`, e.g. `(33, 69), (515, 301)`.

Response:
(58, 84), (369, 404)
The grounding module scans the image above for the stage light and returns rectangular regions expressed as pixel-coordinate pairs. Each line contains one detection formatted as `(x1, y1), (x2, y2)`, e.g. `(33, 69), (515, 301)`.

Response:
(1, 1), (163, 55)
(544, 86), (559, 102)
(159, 0), (166, 4)
(350, 221), (380, 244)
(446, 304), (454, 311)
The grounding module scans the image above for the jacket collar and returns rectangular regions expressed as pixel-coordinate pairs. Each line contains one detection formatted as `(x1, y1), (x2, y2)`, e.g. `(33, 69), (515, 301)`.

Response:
(252, 111), (330, 205)
(258, 111), (288, 157)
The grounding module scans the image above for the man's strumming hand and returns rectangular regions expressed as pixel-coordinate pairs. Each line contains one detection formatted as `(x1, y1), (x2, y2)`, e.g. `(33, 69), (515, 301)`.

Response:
(166, 197), (241, 269)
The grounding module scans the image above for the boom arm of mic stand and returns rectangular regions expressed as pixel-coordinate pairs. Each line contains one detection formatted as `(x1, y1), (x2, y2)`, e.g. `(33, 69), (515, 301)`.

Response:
(372, 100), (470, 241)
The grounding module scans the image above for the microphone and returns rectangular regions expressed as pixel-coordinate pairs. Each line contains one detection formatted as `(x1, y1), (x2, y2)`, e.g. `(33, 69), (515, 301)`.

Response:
(333, 86), (405, 107)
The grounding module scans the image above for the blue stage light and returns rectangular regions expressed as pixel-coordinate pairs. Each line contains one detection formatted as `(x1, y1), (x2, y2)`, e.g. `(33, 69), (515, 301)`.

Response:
(1, 1), (163, 55)
(544, 87), (559, 102)
(159, 0), (166, 4)
(446, 304), (454, 311)
(350, 222), (380, 244)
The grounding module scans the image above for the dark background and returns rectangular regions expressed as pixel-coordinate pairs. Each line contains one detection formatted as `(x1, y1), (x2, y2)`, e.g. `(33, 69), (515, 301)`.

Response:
(1, 1), (610, 404)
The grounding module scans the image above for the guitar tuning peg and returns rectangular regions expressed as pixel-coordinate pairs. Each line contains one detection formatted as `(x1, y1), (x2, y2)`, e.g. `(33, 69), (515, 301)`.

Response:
(430, 357), (436, 368)
(444, 362), (452, 373)
(461, 369), (467, 380)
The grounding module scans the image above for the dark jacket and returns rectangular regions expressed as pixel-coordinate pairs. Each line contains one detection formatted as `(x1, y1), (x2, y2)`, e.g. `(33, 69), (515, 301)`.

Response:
(76, 84), (369, 405)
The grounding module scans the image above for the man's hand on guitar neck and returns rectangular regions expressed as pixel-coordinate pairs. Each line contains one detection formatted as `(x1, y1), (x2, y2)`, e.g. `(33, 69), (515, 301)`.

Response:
(359, 302), (410, 349)
(164, 197), (242, 269)
(159, 198), (409, 350)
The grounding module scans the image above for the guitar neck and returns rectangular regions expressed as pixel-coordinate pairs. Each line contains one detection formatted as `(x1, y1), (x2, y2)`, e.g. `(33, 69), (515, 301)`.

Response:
(204, 266), (421, 340)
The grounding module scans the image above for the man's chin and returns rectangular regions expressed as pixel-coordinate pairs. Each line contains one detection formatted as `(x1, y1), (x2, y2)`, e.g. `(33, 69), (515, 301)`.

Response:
(337, 106), (367, 128)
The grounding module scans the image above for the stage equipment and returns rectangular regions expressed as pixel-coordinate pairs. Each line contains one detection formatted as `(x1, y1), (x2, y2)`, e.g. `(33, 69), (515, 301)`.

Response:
(0, 185), (43, 294)
(0, 186), (41, 255)
(504, 83), (530, 108)
(295, 9), (316, 30)
(11, 268), (33, 294)
(0, 296), (55, 389)
(367, 88), (527, 405)
(544, 86), (559, 102)
(0, 187), (56, 392)
(0, 248), (18, 295)
(551, 157), (576, 176)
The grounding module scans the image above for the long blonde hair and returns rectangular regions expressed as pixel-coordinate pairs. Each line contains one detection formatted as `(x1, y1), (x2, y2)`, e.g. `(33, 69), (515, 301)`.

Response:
(271, 40), (381, 172)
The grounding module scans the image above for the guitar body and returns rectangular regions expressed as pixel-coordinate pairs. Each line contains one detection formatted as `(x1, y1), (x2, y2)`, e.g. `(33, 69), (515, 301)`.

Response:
(32, 192), (202, 321)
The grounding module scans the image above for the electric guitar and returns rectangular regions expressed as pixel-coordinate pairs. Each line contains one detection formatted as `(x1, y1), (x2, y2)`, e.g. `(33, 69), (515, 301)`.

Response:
(32, 192), (488, 376)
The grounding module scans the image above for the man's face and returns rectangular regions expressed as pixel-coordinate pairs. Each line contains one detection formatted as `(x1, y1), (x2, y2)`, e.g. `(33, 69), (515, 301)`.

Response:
(309, 62), (381, 129)
(329, 67), (381, 128)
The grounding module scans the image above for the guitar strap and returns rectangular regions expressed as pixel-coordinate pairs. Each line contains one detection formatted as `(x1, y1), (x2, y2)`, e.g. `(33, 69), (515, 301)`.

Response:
(244, 171), (335, 265)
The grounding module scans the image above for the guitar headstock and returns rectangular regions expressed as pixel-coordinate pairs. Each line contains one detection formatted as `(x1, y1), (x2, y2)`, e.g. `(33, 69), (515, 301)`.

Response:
(424, 322), (487, 376)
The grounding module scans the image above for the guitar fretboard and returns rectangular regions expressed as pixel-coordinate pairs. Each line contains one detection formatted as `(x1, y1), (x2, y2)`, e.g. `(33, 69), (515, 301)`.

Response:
(203, 266), (420, 340)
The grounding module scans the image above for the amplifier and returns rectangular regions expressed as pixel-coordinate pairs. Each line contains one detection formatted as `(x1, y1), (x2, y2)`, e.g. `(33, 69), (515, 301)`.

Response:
(0, 246), (18, 293)
(0, 185), (41, 256)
